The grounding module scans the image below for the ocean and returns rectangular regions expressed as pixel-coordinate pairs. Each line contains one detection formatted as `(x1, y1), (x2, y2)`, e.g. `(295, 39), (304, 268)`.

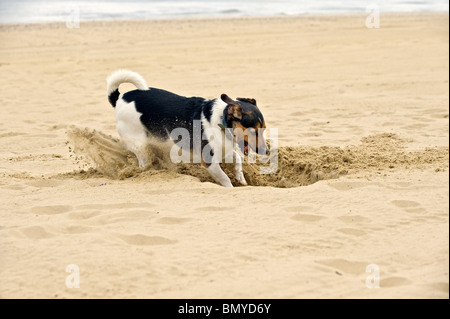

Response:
(0, 0), (448, 24)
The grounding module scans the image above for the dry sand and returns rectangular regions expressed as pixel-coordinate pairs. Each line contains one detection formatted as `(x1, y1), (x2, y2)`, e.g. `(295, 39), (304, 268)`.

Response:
(0, 13), (448, 299)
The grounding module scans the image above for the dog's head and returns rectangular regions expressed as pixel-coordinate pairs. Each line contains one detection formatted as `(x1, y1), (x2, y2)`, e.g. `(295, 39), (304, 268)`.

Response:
(221, 94), (269, 156)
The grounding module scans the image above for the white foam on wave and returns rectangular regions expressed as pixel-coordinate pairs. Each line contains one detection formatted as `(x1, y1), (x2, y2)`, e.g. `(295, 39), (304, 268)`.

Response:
(0, 0), (448, 24)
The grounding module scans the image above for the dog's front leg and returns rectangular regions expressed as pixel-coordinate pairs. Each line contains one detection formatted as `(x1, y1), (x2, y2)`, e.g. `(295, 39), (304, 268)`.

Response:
(206, 162), (233, 188)
(224, 148), (247, 186)
(201, 133), (233, 187)
(234, 150), (247, 186)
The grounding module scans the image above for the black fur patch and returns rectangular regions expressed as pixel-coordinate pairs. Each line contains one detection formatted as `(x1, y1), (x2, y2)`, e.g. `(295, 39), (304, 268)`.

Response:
(224, 101), (264, 128)
(108, 89), (120, 107)
(202, 99), (215, 123)
(240, 105), (264, 128)
(122, 88), (210, 141)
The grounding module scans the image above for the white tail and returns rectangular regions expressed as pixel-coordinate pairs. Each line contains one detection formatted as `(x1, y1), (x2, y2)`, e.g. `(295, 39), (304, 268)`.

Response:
(106, 70), (149, 95)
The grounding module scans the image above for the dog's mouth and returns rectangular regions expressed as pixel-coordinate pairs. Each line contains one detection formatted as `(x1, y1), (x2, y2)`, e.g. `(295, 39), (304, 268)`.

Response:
(244, 140), (249, 156)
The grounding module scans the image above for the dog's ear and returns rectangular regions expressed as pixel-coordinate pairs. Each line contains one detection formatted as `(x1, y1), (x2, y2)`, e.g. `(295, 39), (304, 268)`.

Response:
(237, 97), (257, 107)
(221, 94), (235, 105)
(221, 94), (242, 120)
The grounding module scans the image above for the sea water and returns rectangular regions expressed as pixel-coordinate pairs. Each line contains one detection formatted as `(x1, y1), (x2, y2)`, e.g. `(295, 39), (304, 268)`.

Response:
(0, 0), (448, 24)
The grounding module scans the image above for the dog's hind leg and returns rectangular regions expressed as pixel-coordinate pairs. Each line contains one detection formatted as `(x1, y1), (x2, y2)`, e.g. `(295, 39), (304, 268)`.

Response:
(120, 134), (149, 168)
(132, 143), (150, 168)
(116, 119), (150, 167)
(115, 100), (151, 168)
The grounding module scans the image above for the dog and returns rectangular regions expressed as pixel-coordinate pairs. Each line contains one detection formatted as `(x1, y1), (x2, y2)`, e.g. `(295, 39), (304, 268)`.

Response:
(106, 70), (268, 187)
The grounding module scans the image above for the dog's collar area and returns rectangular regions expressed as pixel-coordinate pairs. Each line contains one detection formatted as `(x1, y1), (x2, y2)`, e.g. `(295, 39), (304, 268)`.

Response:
(219, 110), (235, 140)
(221, 114), (228, 128)
(220, 108), (229, 128)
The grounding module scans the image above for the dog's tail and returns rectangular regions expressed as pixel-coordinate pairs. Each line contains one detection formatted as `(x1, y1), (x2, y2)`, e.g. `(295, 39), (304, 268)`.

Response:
(106, 70), (149, 107)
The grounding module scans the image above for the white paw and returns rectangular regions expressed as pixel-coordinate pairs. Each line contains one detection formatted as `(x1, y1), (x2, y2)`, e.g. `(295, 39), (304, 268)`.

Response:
(236, 172), (248, 186)
(223, 181), (234, 188)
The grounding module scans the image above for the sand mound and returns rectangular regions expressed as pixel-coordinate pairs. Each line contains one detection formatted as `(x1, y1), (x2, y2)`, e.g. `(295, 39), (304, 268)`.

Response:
(66, 126), (449, 188)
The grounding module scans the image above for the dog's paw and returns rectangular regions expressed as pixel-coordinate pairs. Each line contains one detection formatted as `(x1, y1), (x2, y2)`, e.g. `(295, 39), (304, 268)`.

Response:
(236, 172), (248, 186)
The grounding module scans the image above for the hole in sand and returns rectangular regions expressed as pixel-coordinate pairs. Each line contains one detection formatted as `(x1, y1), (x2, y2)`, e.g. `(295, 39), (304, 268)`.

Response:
(65, 126), (448, 188)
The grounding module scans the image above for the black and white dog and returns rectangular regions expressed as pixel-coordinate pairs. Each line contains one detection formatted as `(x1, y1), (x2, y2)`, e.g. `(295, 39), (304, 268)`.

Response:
(107, 70), (268, 187)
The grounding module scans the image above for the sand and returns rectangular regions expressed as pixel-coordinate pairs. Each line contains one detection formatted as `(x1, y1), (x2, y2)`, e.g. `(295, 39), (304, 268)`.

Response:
(0, 13), (448, 299)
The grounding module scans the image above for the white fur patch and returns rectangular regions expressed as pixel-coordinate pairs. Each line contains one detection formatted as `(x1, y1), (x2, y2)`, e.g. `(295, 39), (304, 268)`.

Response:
(201, 98), (227, 130)
(107, 70), (149, 95)
(115, 98), (149, 166)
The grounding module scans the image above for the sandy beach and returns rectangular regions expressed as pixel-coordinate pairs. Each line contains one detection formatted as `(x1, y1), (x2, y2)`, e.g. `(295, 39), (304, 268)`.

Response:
(0, 13), (448, 298)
